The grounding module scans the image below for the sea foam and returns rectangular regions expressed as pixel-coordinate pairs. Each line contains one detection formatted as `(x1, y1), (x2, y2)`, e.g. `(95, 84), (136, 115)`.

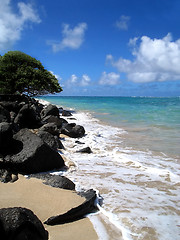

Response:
(49, 107), (180, 240)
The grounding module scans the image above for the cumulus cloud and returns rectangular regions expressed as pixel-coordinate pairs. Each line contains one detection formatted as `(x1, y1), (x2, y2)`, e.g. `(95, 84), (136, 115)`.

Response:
(67, 74), (91, 87)
(81, 74), (91, 86)
(49, 23), (87, 52)
(0, 0), (41, 51)
(107, 33), (180, 82)
(116, 15), (130, 30)
(69, 74), (78, 84)
(99, 72), (120, 85)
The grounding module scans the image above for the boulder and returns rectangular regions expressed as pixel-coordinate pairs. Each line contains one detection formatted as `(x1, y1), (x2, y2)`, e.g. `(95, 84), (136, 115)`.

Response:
(3, 129), (65, 174)
(44, 189), (98, 225)
(0, 169), (12, 183)
(76, 147), (92, 154)
(75, 140), (85, 145)
(42, 115), (65, 129)
(14, 104), (41, 129)
(29, 173), (75, 190)
(0, 207), (48, 240)
(0, 101), (20, 113)
(39, 123), (59, 136)
(41, 104), (59, 118)
(0, 105), (10, 123)
(62, 110), (72, 117)
(37, 130), (64, 150)
(61, 123), (85, 138)
(0, 122), (13, 155)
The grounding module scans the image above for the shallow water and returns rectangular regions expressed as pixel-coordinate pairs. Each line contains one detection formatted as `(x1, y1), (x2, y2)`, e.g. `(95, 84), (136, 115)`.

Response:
(38, 96), (180, 158)
(37, 96), (180, 240)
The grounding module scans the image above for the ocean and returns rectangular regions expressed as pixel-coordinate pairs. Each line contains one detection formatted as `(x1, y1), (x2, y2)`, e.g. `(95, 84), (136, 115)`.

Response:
(37, 96), (180, 240)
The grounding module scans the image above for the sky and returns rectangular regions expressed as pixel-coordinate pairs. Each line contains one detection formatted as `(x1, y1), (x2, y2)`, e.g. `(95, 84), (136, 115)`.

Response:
(0, 0), (180, 96)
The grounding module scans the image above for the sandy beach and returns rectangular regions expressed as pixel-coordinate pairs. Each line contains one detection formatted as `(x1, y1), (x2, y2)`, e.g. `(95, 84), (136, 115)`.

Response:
(0, 175), (98, 240)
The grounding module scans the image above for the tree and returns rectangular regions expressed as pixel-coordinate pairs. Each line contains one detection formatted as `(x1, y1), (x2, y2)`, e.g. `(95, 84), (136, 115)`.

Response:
(0, 51), (62, 96)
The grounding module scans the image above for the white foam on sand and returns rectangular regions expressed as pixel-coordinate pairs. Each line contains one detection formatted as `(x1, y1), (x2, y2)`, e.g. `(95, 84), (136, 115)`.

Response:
(35, 99), (179, 240)
(54, 109), (180, 240)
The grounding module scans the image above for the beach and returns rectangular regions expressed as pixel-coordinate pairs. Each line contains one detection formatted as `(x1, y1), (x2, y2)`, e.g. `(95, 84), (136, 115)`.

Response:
(0, 174), (98, 240)
(37, 96), (180, 240)
(1, 95), (179, 240)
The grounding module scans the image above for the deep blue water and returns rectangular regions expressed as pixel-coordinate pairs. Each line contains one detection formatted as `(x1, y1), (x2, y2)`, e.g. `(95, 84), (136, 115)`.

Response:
(37, 96), (180, 157)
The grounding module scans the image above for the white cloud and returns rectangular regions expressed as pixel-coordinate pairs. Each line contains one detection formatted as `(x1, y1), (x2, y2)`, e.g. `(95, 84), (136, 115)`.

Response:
(107, 33), (180, 83)
(116, 15), (130, 30)
(81, 74), (91, 86)
(0, 0), (41, 51)
(66, 74), (91, 87)
(49, 23), (87, 52)
(69, 74), (78, 83)
(99, 72), (120, 85)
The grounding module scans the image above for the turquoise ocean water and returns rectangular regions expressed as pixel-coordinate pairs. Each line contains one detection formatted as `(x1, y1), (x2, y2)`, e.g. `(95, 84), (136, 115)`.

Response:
(38, 96), (180, 158)
(37, 96), (180, 240)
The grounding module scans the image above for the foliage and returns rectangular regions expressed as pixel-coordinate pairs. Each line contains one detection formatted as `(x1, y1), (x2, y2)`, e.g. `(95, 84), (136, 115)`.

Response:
(0, 51), (62, 96)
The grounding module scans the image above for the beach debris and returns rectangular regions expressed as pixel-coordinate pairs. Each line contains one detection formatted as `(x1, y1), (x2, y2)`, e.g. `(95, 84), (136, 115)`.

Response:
(76, 147), (92, 154)
(0, 207), (48, 240)
(29, 173), (75, 190)
(3, 128), (65, 174)
(61, 123), (85, 138)
(44, 189), (98, 225)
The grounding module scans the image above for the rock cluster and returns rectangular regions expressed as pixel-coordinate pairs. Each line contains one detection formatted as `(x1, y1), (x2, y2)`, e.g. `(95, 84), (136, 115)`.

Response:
(0, 94), (97, 239)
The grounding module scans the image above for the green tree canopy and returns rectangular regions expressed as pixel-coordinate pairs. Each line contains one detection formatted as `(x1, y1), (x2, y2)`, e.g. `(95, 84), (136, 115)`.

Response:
(0, 51), (62, 96)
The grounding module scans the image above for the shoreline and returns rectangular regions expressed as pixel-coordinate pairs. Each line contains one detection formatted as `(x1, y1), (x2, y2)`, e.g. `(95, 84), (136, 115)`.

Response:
(42, 97), (180, 240)
(0, 95), (99, 240)
(0, 175), (98, 240)
(1, 95), (179, 239)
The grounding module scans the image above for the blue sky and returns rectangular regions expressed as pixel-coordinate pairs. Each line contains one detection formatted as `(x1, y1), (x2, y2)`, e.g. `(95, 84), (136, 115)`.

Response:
(1, 0), (180, 96)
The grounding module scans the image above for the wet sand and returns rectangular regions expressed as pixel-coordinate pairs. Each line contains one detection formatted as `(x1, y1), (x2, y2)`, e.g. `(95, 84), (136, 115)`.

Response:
(0, 175), (98, 240)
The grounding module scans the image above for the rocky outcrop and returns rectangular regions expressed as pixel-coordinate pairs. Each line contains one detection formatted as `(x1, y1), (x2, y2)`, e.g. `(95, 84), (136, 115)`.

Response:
(0, 207), (48, 240)
(0, 169), (12, 183)
(2, 129), (65, 174)
(0, 94), (99, 230)
(39, 123), (59, 136)
(62, 110), (72, 117)
(14, 104), (41, 129)
(44, 189), (98, 225)
(37, 130), (64, 150)
(61, 123), (85, 138)
(0, 105), (11, 123)
(42, 115), (65, 128)
(29, 173), (75, 190)
(41, 104), (59, 118)
(77, 147), (92, 154)
(0, 122), (13, 155)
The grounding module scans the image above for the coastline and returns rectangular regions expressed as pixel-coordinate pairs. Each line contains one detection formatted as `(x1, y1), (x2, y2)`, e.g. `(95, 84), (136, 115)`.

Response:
(0, 96), (99, 240)
(40, 96), (180, 240)
(0, 175), (98, 240)
(1, 95), (179, 240)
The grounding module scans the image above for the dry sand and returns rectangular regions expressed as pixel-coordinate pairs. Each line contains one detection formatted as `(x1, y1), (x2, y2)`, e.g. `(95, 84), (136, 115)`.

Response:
(0, 175), (98, 240)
